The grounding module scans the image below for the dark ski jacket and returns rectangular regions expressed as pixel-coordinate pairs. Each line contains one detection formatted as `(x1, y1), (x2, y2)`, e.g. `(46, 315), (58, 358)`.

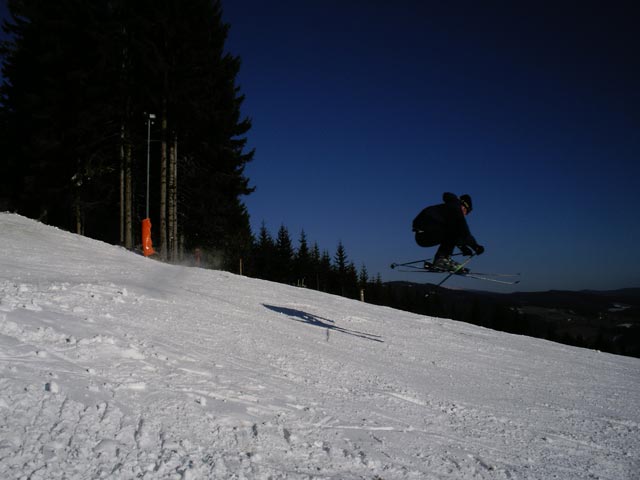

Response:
(412, 192), (479, 248)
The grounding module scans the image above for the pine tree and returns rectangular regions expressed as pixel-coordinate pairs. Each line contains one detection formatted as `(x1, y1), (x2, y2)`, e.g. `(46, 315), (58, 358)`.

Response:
(275, 225), (294, 283)
(144, 0), (254, 261)
(294, 230), (311, 287)
(310, 242), (322, 290)
(333, 241), (349, 296)
(253, 222), (275, 280)
(1, 0), (123, 238)
(358, 264), (369, 289)
(345, 262), (359, 299)
(334, 242), (348, 275)
(319, 250), (332, 292)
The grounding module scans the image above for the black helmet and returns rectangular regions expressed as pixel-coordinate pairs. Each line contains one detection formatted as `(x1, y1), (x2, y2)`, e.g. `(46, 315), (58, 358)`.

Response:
(460, 194), (472, 212)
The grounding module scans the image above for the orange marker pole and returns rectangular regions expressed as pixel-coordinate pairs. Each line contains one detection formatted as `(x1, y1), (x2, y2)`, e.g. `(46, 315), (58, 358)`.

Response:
(142, 218), (156, 256)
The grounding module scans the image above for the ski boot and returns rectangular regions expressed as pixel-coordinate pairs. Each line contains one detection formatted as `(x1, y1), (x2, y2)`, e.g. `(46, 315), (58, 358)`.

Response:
(433, 256), (469, 274)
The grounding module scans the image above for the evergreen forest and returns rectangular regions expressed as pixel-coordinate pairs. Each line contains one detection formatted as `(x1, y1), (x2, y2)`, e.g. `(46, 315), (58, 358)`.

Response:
(1, 0), (254, 265)
(0, 0), (378, 299)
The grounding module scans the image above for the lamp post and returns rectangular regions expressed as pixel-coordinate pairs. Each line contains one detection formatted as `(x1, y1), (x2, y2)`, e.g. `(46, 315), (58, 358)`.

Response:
(146, 113), (156, 218)
(142, 113), (157, 257)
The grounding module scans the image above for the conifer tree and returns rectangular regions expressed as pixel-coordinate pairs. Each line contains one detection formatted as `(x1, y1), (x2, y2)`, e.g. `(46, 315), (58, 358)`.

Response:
(310, 242), (322, 290)
(333, 242), (348, 275)
(275, 225), (294, 283)
(345, 262), (359, 299)
(333, 241), (349, 295)
(253, 222), (275, 280)
(319, 250), (332, 292)
(294, 230), (311, 287)
(1, 0), (122, 238)
(358, 264), (369, 289)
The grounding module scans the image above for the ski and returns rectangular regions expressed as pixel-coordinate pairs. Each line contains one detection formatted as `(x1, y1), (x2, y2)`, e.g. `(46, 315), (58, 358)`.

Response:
(390, 258), (520, 285)
(461, 273), (520, 285)
(464, 271), (520, 278)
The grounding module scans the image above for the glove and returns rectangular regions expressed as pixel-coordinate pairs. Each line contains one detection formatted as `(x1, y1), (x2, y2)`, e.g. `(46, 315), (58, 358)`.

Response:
(473, 245), (485, 255)
(459, 245), (473, 256)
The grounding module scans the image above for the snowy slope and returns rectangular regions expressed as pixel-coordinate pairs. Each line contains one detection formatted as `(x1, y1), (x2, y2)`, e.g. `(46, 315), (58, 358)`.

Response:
(0, 213), (638, 480)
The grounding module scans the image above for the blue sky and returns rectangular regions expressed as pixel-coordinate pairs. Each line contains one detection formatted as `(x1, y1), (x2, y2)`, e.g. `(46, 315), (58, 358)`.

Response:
(1, 2), (637, 292)
(220, 1), (639, 292)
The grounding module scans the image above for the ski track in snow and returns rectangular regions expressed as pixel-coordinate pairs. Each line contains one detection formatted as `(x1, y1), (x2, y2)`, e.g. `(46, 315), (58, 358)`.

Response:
(0, 213), (639, 479)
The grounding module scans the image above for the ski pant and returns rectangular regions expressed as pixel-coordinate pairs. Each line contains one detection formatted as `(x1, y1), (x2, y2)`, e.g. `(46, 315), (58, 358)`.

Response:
(414, 226), (457, 259)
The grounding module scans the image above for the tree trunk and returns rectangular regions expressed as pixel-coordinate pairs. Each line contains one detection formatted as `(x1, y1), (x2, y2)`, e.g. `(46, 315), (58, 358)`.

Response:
(159, 100), (168, 260)
(124, 140), (133, 249)
(168, 134), (178, 261)
(75, 201), (83, 235)
(119, 123), (125, 245)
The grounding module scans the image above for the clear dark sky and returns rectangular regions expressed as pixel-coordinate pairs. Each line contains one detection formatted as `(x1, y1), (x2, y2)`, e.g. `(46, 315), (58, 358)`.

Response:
(1, 2), (638, 292)
(221, 1), (639, 292)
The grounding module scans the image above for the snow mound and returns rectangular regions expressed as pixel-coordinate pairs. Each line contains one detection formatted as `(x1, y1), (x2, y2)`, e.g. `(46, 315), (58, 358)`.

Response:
(1, 213), (639, 479)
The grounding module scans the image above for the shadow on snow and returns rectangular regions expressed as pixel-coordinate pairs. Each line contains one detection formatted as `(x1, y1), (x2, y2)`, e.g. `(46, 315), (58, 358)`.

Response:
(263, 304), (383, 343)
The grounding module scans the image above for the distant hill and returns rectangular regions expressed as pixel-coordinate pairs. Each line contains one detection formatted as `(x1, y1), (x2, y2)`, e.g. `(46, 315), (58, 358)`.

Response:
(380, 282), (640, 357)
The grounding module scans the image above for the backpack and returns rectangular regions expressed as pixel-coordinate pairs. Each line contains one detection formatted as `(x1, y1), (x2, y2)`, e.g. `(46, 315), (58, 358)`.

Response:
(412, 207), (430, 232)
(412, 204), (444, 232)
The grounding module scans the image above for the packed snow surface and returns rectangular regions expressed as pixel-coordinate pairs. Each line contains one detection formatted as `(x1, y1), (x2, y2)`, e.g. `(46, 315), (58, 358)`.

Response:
(1, 213), (638, 479)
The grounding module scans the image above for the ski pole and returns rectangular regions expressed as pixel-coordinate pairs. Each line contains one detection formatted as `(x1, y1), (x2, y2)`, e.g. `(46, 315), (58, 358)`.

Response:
(390, 258), (431, 269)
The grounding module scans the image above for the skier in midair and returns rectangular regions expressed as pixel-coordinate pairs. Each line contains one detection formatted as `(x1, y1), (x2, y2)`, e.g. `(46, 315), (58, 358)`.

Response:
(412, 192), (485, 271)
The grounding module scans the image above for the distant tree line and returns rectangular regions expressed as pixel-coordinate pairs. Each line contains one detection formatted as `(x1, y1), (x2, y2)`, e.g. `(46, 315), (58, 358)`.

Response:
(191, 222), (382, 300)
(0, 0), (254, 262)
(367, 282), (640, 359)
